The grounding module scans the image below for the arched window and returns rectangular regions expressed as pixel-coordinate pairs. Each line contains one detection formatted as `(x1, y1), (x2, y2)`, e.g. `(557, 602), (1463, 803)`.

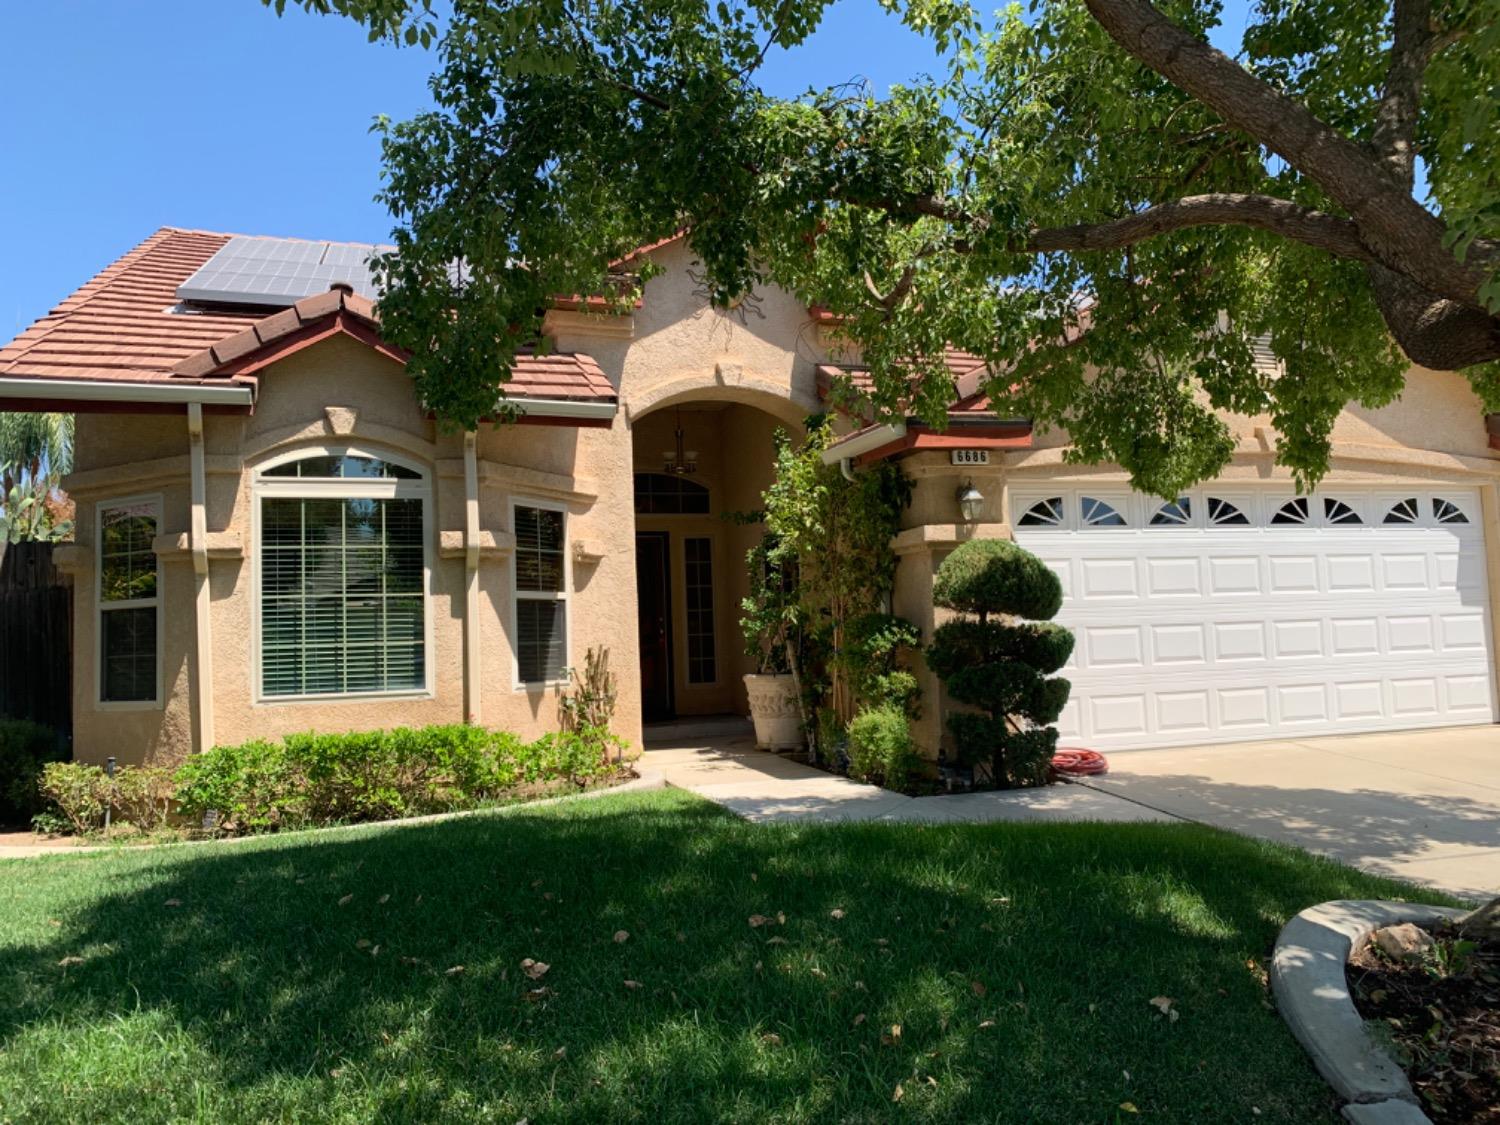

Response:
(1323, 498), (1363, 525)
(1383, 498), (1420, 524)
(1149, 498), (1192, 526)
(1271, 497), (1310, 525)
(1207, 497), (1250, 526)
(255, 449), (430, 699)
(1017, 497), (1064, 527)
(634, 473), (711, 514)
(1081, 496), (1127, 527)
(1433, 498), (1469, 524)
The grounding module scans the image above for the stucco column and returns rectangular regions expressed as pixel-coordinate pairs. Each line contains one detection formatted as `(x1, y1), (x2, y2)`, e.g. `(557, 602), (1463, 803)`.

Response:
(463, 431), (482, 724)
(186, 403), (215, 752)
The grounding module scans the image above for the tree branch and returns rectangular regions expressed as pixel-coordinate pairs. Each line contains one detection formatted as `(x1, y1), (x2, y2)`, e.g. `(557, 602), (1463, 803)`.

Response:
(1023, 195), (1373, 260)
(1372, 0), (1435, 188)
(1081, 0), (1496, 304)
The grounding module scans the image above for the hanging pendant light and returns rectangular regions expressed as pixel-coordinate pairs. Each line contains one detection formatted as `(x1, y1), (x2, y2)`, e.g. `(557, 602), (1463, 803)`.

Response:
(662, 407), (698, 475)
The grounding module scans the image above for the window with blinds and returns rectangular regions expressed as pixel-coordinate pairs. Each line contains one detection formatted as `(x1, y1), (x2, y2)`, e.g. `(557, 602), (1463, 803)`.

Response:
(684, 536), (716, 683)
(256, 451), (428, 699)
(98, 498), (160, 703)
(514, 503), (568, 684)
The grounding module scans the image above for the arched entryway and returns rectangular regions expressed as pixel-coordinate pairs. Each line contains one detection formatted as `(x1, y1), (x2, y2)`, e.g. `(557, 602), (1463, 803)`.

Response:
(629, 393), (803, 723)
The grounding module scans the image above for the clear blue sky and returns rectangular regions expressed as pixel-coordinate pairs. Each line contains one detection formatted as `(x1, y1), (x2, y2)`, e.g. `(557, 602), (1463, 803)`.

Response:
(0, 1), (1252, 338)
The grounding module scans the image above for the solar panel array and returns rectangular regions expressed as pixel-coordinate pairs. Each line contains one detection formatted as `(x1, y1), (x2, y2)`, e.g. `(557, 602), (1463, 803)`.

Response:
(175, 236), (394, 307)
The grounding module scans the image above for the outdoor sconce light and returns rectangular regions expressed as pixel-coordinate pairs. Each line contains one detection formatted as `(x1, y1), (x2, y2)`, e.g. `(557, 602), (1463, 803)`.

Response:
(956, 480), (984, 523)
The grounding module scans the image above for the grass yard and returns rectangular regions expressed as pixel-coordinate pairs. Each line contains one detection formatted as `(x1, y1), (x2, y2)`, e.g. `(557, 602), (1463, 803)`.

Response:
(0, 789), (1456, 1123)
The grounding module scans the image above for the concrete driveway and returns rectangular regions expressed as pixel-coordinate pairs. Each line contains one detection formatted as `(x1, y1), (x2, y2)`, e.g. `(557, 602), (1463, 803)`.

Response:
(1082, 726), (1500, 901)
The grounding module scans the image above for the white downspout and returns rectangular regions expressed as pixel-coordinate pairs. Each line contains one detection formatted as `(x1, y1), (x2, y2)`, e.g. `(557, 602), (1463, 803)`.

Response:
(187, 403), (215, 752)
(463, 431), (482, 725)
(839, 458), (856, 482)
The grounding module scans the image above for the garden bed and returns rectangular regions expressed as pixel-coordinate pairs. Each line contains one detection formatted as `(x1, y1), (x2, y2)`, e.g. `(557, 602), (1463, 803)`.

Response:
(1348, 920), (1500, 1123)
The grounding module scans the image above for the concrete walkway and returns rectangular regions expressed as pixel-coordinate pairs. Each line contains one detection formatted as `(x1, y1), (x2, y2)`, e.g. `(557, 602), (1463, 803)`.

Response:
(646, 725), (1173, 825)
(1080, 726), (1500, 901)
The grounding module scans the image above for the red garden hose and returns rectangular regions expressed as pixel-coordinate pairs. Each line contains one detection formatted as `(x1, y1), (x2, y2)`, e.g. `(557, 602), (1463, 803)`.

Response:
(1051, 747), (1109, 777)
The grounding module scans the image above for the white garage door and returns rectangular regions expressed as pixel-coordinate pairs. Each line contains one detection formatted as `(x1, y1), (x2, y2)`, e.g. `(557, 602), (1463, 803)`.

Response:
(1011, 487), (1497, 750)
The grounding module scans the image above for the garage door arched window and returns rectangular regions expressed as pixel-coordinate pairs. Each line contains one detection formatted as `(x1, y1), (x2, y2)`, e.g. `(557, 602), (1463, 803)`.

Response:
(1149, 498), (1192, 526)
(1384, 498), (1421, 524)
(1434, 498), (1469, 524)
(1324, 498), (1363, 525)
(1207, 497), (1250, 526)
(1271, 497), (1310, 525)
(1017, 497), (1064, 527)
(1081, 496), (1127, 527)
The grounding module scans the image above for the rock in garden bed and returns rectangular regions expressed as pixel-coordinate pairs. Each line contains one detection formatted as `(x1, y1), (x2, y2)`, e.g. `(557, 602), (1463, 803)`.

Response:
(1347, 916), (1500, 1123)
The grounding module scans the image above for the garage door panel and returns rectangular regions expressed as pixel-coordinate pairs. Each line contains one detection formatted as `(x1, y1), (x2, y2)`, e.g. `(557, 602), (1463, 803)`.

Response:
(1014, 486), (1496, 749)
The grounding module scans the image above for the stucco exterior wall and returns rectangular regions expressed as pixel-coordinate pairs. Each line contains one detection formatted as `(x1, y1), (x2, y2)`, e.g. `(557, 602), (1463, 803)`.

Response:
(56, 242), (1500, 767)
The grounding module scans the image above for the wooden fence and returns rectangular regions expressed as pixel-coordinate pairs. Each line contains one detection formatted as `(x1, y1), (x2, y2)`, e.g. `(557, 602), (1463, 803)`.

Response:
(0, 542), (72, 735)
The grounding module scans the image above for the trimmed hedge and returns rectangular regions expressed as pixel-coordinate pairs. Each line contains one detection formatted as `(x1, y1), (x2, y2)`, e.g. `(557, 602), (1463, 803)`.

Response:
(173, 724), (625, 833)
(846, 705), (921, 792)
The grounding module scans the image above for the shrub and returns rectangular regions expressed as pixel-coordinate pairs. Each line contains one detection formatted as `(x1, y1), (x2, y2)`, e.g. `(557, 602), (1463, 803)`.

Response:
(174, 723), (625, 834)
(0, 718), (64, 825)
(846, 705), (921, 792)
(843, 613), (923, 716)
(929, 538), (1074, 788)
(36, 761), (176, 835)
(173, 740), (304, 832)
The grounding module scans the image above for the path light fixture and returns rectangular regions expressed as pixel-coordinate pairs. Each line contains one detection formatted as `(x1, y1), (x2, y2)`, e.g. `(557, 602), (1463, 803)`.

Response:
(956, 480), (984, 522)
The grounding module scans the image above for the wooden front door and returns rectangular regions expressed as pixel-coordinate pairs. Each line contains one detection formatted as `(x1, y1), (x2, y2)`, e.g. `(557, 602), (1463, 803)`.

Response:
(635, 531), (674, 722)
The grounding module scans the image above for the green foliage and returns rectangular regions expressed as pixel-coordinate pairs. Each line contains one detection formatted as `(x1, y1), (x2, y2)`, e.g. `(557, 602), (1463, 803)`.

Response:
(739, 532), (796, 674)
(846, 704), (921, 791)
(843, 612), (923, 716)
(267, 0), (1499, 495)
(930, 539), (1072, 788)
(0, 720), (64, 825)
(174, 724), (626, 835)
(932, 539), (1063, 620)
(0, 479), (72, 545)
(750, 417), (912, 741)
(558, 645), (619, 737)
(36, 762), (175, 835)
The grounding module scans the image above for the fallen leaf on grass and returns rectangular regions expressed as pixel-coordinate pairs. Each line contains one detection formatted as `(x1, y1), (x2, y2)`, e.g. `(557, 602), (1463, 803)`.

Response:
(852, 1013), (867, 1026)
(971, 980), (987, 997)
(748, 915), (770, 928)
(445, 965), (466, 976)
(1119, 1102), (1139, 1114)
(766, 936), (788, 946)
(521, 958), (550, 980)
(979, 1020), (996, 1029)
(552, 1046), (567, 1060)
(338, 895), (353, 907)
(525, 987), (553, 1002)
(760, 1033), (782, 1046)
(355, 939), (372, 950)
(1149, 996), (1180, 1022)
(57, 956), (83, 968)
(378, 894), (390, 905)
(623, 980), (643, 990)
(163, 899), (181, 908)
(613, 930), (630, 944)
(829, 908), (846, 920)
(892, 1083), (904, 1103)
(881, 1024), (903, 1047)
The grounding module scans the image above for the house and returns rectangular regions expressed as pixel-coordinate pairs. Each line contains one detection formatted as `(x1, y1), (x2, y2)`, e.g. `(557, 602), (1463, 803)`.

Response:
(0, 226), (1496, 766)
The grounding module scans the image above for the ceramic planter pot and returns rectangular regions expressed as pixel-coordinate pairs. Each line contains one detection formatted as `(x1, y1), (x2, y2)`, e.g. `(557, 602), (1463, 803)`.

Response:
(743, 673), (802, 751)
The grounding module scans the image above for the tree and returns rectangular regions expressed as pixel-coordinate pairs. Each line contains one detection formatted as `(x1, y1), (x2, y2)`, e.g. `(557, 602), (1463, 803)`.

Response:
(0, 412), (72, 496)
(926, 538), (1073, 788)
(269, 0), (1500, 494)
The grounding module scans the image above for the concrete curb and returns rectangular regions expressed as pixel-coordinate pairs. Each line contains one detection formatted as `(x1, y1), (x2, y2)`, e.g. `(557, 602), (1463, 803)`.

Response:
(1270, 899), (1466, 1123)
(0, 771), (667, 861)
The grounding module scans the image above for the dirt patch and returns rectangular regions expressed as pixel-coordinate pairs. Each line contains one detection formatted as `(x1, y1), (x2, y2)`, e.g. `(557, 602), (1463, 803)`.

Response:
(1348, 923), (1500, 1124)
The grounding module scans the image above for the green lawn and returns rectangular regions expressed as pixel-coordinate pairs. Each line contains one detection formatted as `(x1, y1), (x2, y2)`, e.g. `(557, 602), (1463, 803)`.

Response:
(0, 789), (1455, 1123)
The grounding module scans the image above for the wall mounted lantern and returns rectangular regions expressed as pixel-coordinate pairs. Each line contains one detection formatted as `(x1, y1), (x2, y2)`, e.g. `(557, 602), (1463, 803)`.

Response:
(956, 480), (984, 522)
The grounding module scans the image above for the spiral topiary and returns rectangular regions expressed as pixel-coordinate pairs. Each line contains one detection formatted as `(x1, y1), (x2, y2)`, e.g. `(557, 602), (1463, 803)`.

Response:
(927, 538), (1074, 788)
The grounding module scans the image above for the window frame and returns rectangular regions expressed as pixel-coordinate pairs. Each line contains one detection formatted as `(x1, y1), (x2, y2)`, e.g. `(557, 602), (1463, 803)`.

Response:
(510, 496), (572, 690)
(250, 444), (434, 706)
(682, 535), (718, 685)
(94, 493), (164, 710)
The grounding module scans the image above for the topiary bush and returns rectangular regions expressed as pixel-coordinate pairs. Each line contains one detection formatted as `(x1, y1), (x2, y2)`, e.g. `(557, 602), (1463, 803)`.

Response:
(0, 718), (65, 826)
(846, 704), (921, 792)
(928, 538), (1074, 788)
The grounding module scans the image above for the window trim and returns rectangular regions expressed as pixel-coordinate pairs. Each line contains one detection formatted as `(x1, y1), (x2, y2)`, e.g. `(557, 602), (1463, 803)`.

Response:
(95, 493), (164, 710)
(510, 496), (572, 690)
(250, 443), (434, 706)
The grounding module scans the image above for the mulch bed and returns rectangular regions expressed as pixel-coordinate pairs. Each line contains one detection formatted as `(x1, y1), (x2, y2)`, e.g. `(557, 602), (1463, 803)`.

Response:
(1348, 922), (1500, 1123)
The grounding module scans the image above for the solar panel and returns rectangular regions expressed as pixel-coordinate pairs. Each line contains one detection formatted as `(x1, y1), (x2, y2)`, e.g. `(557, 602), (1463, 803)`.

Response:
(176, 235), (394, 307)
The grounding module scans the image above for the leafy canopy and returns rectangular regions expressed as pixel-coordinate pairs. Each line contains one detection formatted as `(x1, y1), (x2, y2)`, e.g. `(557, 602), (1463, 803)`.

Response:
(268, 0), (1500, 494)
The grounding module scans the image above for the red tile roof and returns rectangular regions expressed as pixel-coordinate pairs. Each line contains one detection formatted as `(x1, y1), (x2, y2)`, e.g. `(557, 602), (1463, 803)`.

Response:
(0, 227), (616, 407)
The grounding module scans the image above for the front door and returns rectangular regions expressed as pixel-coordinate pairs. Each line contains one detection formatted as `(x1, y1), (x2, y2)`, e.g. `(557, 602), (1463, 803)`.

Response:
(636, 531), (674, 721)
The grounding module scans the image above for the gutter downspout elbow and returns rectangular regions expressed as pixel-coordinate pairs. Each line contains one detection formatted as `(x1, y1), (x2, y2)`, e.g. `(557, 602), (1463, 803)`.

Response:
(839, 457), (856, 482)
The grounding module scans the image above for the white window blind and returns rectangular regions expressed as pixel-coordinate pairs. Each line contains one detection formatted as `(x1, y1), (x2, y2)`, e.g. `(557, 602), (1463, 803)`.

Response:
(514, 503), (568, 684)
(256, 452), (428, 699)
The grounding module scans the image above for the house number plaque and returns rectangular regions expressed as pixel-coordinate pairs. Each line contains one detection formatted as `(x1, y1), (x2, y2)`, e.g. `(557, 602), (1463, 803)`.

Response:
(950, 449), (990, 466)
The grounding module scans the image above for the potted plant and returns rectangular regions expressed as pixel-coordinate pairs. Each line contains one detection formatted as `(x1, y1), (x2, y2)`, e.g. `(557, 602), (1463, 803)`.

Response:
(739, 533), (803, 751)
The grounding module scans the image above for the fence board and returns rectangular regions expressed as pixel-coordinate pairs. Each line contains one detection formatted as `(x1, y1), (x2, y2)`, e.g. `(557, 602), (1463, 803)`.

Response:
(0, 542), (73, 734)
